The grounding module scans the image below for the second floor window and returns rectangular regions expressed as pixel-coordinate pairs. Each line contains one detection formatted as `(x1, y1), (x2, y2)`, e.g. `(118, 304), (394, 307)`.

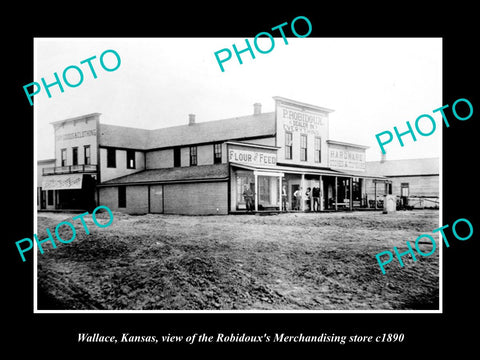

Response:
(84, 145), (91, 165)
(314, 136), (321, 163)
(107, 148), (116, 168)
(190, 146), (197, 166)
(173, 147), (181, 167)
(285, 132), (293, 160)
(61, 149), (67, 166)
(300, 134), (307, 161)
(214, 143), (222, 164)
(127, 150), (135, 169)
(72, 147), (78, 166)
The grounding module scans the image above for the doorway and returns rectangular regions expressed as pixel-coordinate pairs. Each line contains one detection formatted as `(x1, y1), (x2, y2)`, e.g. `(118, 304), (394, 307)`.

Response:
(291, 184), (300, 210)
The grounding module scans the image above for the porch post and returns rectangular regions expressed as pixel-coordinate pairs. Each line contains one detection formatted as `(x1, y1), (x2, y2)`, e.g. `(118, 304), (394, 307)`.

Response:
(278, 175), (282, 211)
(319, 175), (323, 211)
(254, 172), (259, 212)
(334, 176), (338, 211)
(361, 177), (365, 207)
(374, 180), (377, 209)
(349, 177), (353, 211)
(301, 173), (305, 212)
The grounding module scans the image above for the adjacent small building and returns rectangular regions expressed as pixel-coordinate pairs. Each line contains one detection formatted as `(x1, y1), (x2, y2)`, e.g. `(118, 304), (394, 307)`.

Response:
(365, 157), (439, 209)
(37, 96), (402, 215)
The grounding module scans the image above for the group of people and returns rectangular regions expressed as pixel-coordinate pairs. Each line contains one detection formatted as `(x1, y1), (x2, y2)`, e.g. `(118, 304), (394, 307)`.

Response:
(243, 183), (322, 213)
(283, 185), (322, 212)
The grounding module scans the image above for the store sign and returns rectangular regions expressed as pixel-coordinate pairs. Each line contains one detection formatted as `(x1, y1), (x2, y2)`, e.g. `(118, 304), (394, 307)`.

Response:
(329, 148), (366, 172)
(278, 105), (326, 136)
(55, 129), (97, 141)
(229, 148), (277, 167)
(42, 173), (84, 190)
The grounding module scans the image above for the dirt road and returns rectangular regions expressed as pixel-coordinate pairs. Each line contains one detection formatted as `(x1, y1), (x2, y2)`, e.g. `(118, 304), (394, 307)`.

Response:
(37, 210), (439, 310)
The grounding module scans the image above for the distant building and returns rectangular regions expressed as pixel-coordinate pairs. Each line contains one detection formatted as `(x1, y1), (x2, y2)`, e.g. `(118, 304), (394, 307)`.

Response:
(37, 96), (393, 214)
(365, 157), (439, 209)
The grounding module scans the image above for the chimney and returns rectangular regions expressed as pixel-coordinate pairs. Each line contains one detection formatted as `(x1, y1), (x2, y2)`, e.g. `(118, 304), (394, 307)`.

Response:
(380, 153), (387, 163)
(253, 103), (262, 115)
(188, 114), (195, 125)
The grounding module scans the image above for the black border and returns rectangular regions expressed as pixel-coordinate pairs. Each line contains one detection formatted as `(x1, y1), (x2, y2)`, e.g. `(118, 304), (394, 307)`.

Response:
(6, 5), (478, 355)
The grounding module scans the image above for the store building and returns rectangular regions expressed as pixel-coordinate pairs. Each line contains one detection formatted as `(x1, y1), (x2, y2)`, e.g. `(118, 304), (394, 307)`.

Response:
(37, 96), (391, 214)
(37, 114), (99, 211)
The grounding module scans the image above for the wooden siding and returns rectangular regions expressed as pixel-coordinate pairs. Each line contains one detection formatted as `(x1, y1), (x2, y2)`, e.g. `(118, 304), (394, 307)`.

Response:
(163, 182), (228, 215)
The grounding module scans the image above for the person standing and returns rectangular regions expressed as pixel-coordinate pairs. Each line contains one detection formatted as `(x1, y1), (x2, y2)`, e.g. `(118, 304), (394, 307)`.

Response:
(305, 187), (311, 211)
(312, 186), (320, 212)
(243, 184), (254, 213)
(293, 187), (302, 211)
(281, 185), (288, 212)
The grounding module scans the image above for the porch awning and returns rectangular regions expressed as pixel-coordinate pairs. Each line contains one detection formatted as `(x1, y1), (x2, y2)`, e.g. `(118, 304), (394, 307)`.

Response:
(230, 162), (387, 179)
(230, 162), (284, 177)
(42, 174), (83, 190)
(231, 162), (341, 177)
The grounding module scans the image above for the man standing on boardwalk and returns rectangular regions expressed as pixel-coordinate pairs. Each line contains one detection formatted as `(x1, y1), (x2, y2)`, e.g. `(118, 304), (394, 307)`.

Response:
(312, 186), (320, 212)
(243, 184), (254, 213)
(282, 185), (288, 212)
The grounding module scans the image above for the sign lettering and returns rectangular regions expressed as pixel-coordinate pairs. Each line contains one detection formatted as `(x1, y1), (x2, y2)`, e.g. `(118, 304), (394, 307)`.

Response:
(56, 129), (97, 141)
(279, 105), (326, 136)
(229, 149), (277, 166)
(329, 148), (365, 171)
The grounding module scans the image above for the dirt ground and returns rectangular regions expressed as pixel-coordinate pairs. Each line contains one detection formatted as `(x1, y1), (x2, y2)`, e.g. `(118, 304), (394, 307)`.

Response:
(37, 209), (440, 311)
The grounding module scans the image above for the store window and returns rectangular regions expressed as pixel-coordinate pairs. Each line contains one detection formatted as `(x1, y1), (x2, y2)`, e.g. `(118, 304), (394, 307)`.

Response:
(40, 190), (46, 209)
(285, 132), (293, 160)
(352, 177), (362, 201)
(300, 134), (307, 161)
(235, 170), (254, 209)
(258, 176), (271, 203)
(47, 190), (54, 206)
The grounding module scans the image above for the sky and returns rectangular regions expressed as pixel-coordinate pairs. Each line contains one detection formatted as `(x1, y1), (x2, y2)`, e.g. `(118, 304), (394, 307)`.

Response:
(34, 37), (442, 162)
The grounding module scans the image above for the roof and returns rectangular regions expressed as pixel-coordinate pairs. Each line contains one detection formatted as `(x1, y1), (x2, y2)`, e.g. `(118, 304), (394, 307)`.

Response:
(327, 140), (369, 149)
(99, 124), (150, 149)
(99, 163), (229, 186)
(50, 113), (101, 127)
(366, 158), (439, 177)
(37, 158), (56, 165)
(99, 112), (276, 150)
(225, 140), (280, 150)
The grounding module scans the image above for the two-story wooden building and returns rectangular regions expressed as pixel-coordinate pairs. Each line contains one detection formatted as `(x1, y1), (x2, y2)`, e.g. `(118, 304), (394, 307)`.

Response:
(37, 96), (390, 214)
